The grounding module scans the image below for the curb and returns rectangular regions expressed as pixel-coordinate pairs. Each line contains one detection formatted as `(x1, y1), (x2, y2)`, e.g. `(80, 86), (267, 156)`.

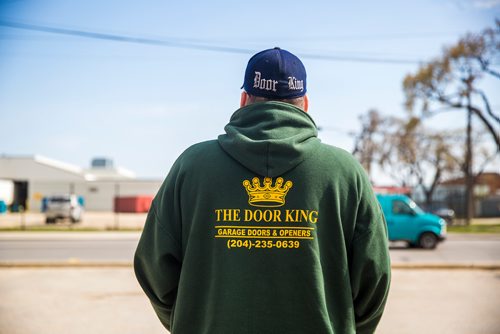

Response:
(391, 263), (500, 270)
(0, 232), (141, 240)
(1, 262), (499, 270)
(0, 261), (133, 268)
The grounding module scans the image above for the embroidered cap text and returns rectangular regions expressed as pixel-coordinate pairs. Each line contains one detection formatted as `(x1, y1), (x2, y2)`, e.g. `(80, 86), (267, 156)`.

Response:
(253, 72), (278, 92)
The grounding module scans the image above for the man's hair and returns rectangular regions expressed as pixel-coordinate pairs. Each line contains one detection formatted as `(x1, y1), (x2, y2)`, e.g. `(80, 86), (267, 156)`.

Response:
(246, 94), (306, 110)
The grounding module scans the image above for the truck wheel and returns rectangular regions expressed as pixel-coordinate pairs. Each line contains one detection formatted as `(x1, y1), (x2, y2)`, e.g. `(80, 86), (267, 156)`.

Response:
(45, 218), (56, 224)
(419, 232), (438, 249)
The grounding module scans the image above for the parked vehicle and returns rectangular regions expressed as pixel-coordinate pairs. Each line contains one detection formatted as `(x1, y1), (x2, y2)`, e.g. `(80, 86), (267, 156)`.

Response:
(45, 195), (83, 224)
(376, 194), (446, 249)
(419, 203), (456, 225)
(431, 207), (455, 225)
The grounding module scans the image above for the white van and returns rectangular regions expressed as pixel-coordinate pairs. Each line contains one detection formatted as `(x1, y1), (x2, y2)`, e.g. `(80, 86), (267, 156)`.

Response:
(45, 195), (83, 224)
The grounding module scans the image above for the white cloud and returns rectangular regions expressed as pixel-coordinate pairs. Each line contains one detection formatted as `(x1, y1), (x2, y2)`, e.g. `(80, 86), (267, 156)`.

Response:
(451, 0), (500, 9)
(472, 0), (500, 8)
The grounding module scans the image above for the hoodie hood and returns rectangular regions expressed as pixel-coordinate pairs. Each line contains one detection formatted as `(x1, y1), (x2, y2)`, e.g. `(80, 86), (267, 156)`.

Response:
(218, 101), (321, 177)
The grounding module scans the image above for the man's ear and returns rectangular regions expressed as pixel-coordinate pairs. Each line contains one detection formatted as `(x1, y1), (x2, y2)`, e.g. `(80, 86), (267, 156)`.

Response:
(240, 91), (249, 108)
(303, 95), (309, 112)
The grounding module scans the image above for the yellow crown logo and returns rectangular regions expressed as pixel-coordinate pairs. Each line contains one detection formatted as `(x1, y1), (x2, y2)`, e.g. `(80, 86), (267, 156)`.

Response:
(242, 177), (293, 207)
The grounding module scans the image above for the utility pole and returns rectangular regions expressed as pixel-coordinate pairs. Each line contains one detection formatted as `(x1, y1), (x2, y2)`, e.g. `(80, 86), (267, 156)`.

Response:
(464, 92), (474, 225)
(114, 183), (120, 230)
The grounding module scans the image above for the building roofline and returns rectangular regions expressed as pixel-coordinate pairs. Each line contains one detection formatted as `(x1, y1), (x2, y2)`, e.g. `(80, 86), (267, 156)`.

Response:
(33, 155), (83, 175)
(0, 154), (151, 181)
(441, 172), (500, 185)
(1, 154), (84, 178)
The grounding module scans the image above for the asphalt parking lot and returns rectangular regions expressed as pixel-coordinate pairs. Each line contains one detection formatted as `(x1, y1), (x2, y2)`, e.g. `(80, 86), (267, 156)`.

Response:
(0, 267), (499, 334)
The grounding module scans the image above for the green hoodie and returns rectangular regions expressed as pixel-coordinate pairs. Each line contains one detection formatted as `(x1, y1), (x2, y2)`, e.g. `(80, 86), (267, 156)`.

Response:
(134, 101), (391, 334)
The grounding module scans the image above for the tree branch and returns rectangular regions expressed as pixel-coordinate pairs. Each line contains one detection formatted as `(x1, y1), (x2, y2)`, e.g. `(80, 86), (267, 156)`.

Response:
(476, 57), (500, 80)
(469, 106), (500, 151)
(435, 96), (500, 151)
(422, 106), (459, 115)
(484, 68), (500, 80)
(473, 151), (500, 178)
(425, 167), (442, 205)
(475, 89), (500, 125)
(436, 95), (464, 109)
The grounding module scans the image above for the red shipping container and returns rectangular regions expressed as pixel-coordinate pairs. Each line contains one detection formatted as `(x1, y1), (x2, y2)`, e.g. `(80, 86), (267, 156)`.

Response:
(114, 196), (153, 213)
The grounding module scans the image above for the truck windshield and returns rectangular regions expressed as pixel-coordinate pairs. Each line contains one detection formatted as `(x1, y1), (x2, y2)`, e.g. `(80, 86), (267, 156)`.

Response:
(408, 199), (424, 214)
(393, 199), (424, 215)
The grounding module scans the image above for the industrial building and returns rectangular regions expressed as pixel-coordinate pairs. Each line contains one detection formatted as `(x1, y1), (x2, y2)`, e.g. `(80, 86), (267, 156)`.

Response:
(0, 155), (162, 212)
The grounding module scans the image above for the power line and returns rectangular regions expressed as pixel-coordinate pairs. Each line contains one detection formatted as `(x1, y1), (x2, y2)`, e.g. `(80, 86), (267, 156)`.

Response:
(0, 20), (422, 65)
(0, 33), (426, 59)
(246, 31), (464, 42)
(0, 21), (252, 54)
(317, 125), (354, 135)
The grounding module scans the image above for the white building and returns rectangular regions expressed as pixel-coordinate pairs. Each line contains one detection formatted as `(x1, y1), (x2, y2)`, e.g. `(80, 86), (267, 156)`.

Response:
(0, 155), (162, 212)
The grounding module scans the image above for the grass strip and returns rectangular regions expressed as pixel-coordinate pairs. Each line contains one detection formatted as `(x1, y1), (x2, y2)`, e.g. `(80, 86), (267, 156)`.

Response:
(447, 224), (500, 234)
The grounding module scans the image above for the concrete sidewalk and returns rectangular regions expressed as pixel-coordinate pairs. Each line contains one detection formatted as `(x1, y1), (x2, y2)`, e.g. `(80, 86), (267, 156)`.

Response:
(0, 267), (499, 334)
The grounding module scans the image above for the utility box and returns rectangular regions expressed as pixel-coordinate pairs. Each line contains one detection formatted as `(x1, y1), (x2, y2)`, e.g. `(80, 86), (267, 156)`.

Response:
(0, 200), (6, 214)
(114, 196), (153, 213)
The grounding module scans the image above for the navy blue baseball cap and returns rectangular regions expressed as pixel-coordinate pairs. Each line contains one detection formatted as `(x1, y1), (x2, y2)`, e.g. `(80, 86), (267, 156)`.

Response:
(242, 47), (307, 99)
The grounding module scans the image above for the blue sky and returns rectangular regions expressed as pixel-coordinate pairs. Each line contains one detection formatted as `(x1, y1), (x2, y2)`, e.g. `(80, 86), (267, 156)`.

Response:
(0, 0), (499, 181)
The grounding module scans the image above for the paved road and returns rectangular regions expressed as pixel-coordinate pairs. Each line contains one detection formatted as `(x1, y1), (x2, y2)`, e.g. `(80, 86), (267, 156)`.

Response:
(389, 234), (500, 265)
(1, 232), (499, 265)
(0, 233), (139, 263)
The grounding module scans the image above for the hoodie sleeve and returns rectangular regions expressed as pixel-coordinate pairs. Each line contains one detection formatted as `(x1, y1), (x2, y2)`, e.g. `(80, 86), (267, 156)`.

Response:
(134, 164), (183, 331)
(349, 171), (391, 334)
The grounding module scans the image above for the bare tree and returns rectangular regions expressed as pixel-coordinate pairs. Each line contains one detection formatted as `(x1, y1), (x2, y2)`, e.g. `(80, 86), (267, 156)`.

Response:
(403, 21), (500, 224)
(352, 109), (386, 178)
(378, 116), (458, 203)
(353, 110), (459, 204)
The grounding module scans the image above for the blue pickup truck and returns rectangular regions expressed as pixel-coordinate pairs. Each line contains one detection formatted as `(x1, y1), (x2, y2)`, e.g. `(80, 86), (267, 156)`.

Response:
(376, 194), (447, 249)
